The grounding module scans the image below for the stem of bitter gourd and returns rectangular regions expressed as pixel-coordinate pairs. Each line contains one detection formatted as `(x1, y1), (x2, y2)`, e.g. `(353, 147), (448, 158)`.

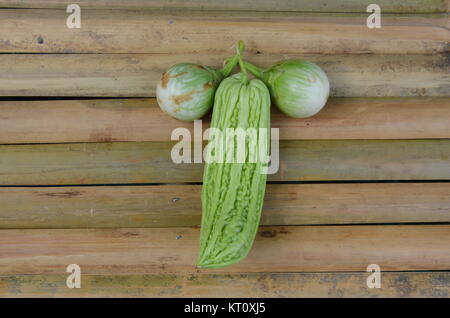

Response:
(221, 40), (246, 77)
(236, 41), (249, 84)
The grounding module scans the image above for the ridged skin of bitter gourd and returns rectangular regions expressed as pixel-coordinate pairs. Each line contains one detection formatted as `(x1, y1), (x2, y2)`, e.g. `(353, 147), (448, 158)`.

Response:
(198, 73), (271, 268)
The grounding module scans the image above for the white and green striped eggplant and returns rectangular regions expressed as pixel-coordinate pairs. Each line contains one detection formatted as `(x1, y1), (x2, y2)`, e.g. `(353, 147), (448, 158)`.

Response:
(243, 59), (330, 118)
(156, 56), (240, 122)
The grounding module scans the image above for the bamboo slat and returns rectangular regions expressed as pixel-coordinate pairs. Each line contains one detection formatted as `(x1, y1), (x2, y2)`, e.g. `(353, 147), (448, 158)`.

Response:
(1, 183), (449, 229)
(0, 0), (447, 13)
(0, 225), (449, 274)
(0, 140), (449, 185)
(0, 54), (447, 97)
(0, 10), (447, 54)
(0, 97), (449, 144)
(0, 272), (448, 298)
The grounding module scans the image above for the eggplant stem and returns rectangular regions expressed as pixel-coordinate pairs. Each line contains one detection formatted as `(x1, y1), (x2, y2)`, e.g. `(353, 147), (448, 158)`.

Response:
(242, 60), (264, 79)
(221, 56), (238, 77)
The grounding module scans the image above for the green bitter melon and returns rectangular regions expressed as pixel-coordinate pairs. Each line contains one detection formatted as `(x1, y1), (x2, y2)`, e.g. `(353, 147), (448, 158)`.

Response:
(198, 46), (271, 268)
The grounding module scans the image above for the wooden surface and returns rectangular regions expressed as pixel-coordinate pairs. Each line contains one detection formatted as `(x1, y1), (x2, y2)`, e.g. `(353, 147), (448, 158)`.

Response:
(0, 0), (447, 13)
(1, 140), (449, 185)
(1, 54), (447, 97)
(0, 1), (449, 298)
(1, 183), (449, 229)
(0, 97), (449, 143)
(1, 272), (448, 298)
(1, 225), (449, 274)
(0, 10), (447, 54)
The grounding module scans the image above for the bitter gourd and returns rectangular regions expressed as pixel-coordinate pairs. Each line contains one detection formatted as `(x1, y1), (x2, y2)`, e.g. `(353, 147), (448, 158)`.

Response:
(198, 57), (271, 268)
